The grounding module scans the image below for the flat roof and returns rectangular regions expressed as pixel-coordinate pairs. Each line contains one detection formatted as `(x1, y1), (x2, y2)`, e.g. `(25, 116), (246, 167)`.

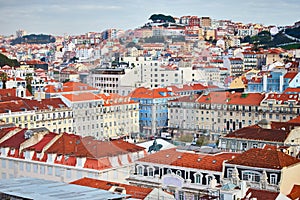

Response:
(0, 177), (126, 200)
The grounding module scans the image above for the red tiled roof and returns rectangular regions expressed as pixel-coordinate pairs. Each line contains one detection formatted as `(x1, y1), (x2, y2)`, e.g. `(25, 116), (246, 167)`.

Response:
(71, 177), (153, 199)
(168, 83), (208, 93)
(62, 92), (102, 102)
(23, 98), (67, 110)
(84, 157), (112, 170)
(0, 129), (28, 149)
(139, 148), (239, 172)
(44, 81), (98, 93)
(224, 125), (289, 142)
(197, 92), (265, 106)
(25, 132), (57, 152)
(287, 185), (300, 200)
(0, 98), (67, 114)
(227, 148), (300, 169)
(0, 127), (18, 140)
(241, 188), (279, 200)
(264, 93), (299, 104)
(284, 72), (298, 79)
(284, 87), (300, 94)
(169, 94), (200, 103)
(0, 89), (17, 97)
(45, 133), (144, 159)
(288, 116), (300, 124)
(129, 87), (177, 99)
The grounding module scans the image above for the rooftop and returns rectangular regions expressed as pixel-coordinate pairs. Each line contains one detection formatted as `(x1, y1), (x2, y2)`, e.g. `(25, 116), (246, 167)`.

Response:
(138, 148), (238, 172)
(227, 148), (300, 169)
(0, 177), (126, 200)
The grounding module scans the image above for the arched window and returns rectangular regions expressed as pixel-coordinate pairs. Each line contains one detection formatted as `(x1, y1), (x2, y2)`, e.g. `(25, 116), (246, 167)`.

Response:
(176, 170), (182, 177)
(206, 175), (214, 185)
(137, 165), (144, 175)
(194, 173), (202, 184)
(167, 168), (172, 174)
(148, 167), (154, 177)
(269, 174), (277, 185)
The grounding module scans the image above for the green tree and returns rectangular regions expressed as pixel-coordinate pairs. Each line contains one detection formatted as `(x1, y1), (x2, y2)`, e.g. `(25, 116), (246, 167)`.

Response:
(0, 72), (8, 89)
(0, 53), (19, 67)
(25, 73), (33, 94)
(177, 134), (193, 143)
(195, 136), (208, 147)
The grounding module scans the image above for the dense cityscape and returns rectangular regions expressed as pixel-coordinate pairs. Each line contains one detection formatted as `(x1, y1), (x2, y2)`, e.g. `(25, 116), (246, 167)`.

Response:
(0, 10), (300, 200)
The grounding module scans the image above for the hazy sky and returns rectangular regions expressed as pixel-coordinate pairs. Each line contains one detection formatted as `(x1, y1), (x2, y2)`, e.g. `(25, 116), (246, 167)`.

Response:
(0, 0), (299, 36)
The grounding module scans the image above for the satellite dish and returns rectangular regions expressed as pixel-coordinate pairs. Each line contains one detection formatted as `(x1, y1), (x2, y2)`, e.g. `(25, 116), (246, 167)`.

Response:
(270, 27), (279, 36)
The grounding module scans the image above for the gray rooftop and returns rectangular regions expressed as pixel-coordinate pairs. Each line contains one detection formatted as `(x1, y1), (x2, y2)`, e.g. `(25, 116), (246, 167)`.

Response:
(0, 177), (126, 200)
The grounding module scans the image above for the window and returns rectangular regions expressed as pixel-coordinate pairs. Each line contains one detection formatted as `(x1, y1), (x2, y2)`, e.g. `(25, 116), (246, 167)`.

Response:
(55, 167), (61, 176)
(167, 169), (172, 174)
(1, 160), (6, 168)
(19, 162), (24, 171)
(33, 164), (38, 173)
(206, 175), (214, 185)
(179, 191), (184, 200)
(48, 166), (53, 175)
(26, 163), (31, 172)
(9, 160), (13, 168)
(176, 170), (182, 177)
(242, 143), (247, 150)
(40, 165), (45, 174)
(227, 168), (233, 178)
(253, 143), (258, 148)
(77, 171), (82, 179)
(148, 167), (154, 177)
(66, 169), (71, 178)
(242, 171), (261, 182)
(137, 165), (144, 175)
(194, 173), (202, 184)
(270, 174), (277, 185)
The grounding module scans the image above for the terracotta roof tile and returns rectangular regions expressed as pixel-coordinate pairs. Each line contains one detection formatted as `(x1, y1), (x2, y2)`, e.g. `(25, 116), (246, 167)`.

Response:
(224, 125), (289, 142)
(62, 92), (102, 102)
(45, 133), (144, 159)
(84, 157), (112, 170)
(71, 177), (153, 199)
(197, 92), (265, 106)
(44, 81), (98, 94)
(287, 184), (300, 200)
(0, 127), (18, 140)
(25, 132), (58, 152)
(227, 148), (300, 169)
(241, 188), (279, 200)
(139, 148), (238, 172)
(0, 129), (28, 149)
(129, 87), (177, 99)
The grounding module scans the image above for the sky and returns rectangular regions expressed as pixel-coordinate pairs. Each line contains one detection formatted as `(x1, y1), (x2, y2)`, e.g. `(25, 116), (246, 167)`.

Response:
(0, 0), (299, 36)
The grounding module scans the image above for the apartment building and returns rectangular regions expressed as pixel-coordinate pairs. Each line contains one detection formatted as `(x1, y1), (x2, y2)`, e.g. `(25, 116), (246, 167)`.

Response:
(0, 97), (73, 133)
(218, 119), (300, 157)
(229, 58), (244, 77)
(223, 148), (300, 196)
(242, 51), (258, 71)
(88, 57), (206, 96)
(127, 147), (243, 200)
(60, 92), (139, 140)
(168, 91), (300, 139)
(129, 87), (178, 137)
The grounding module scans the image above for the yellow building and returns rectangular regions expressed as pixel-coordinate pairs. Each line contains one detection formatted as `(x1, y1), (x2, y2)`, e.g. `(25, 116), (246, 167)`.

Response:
(0, 98), (73, 133)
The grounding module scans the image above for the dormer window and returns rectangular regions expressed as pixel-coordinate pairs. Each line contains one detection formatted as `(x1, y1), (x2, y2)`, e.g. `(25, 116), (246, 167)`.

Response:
(148, 167), (154, 177)
(137, 165), (144, 175)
